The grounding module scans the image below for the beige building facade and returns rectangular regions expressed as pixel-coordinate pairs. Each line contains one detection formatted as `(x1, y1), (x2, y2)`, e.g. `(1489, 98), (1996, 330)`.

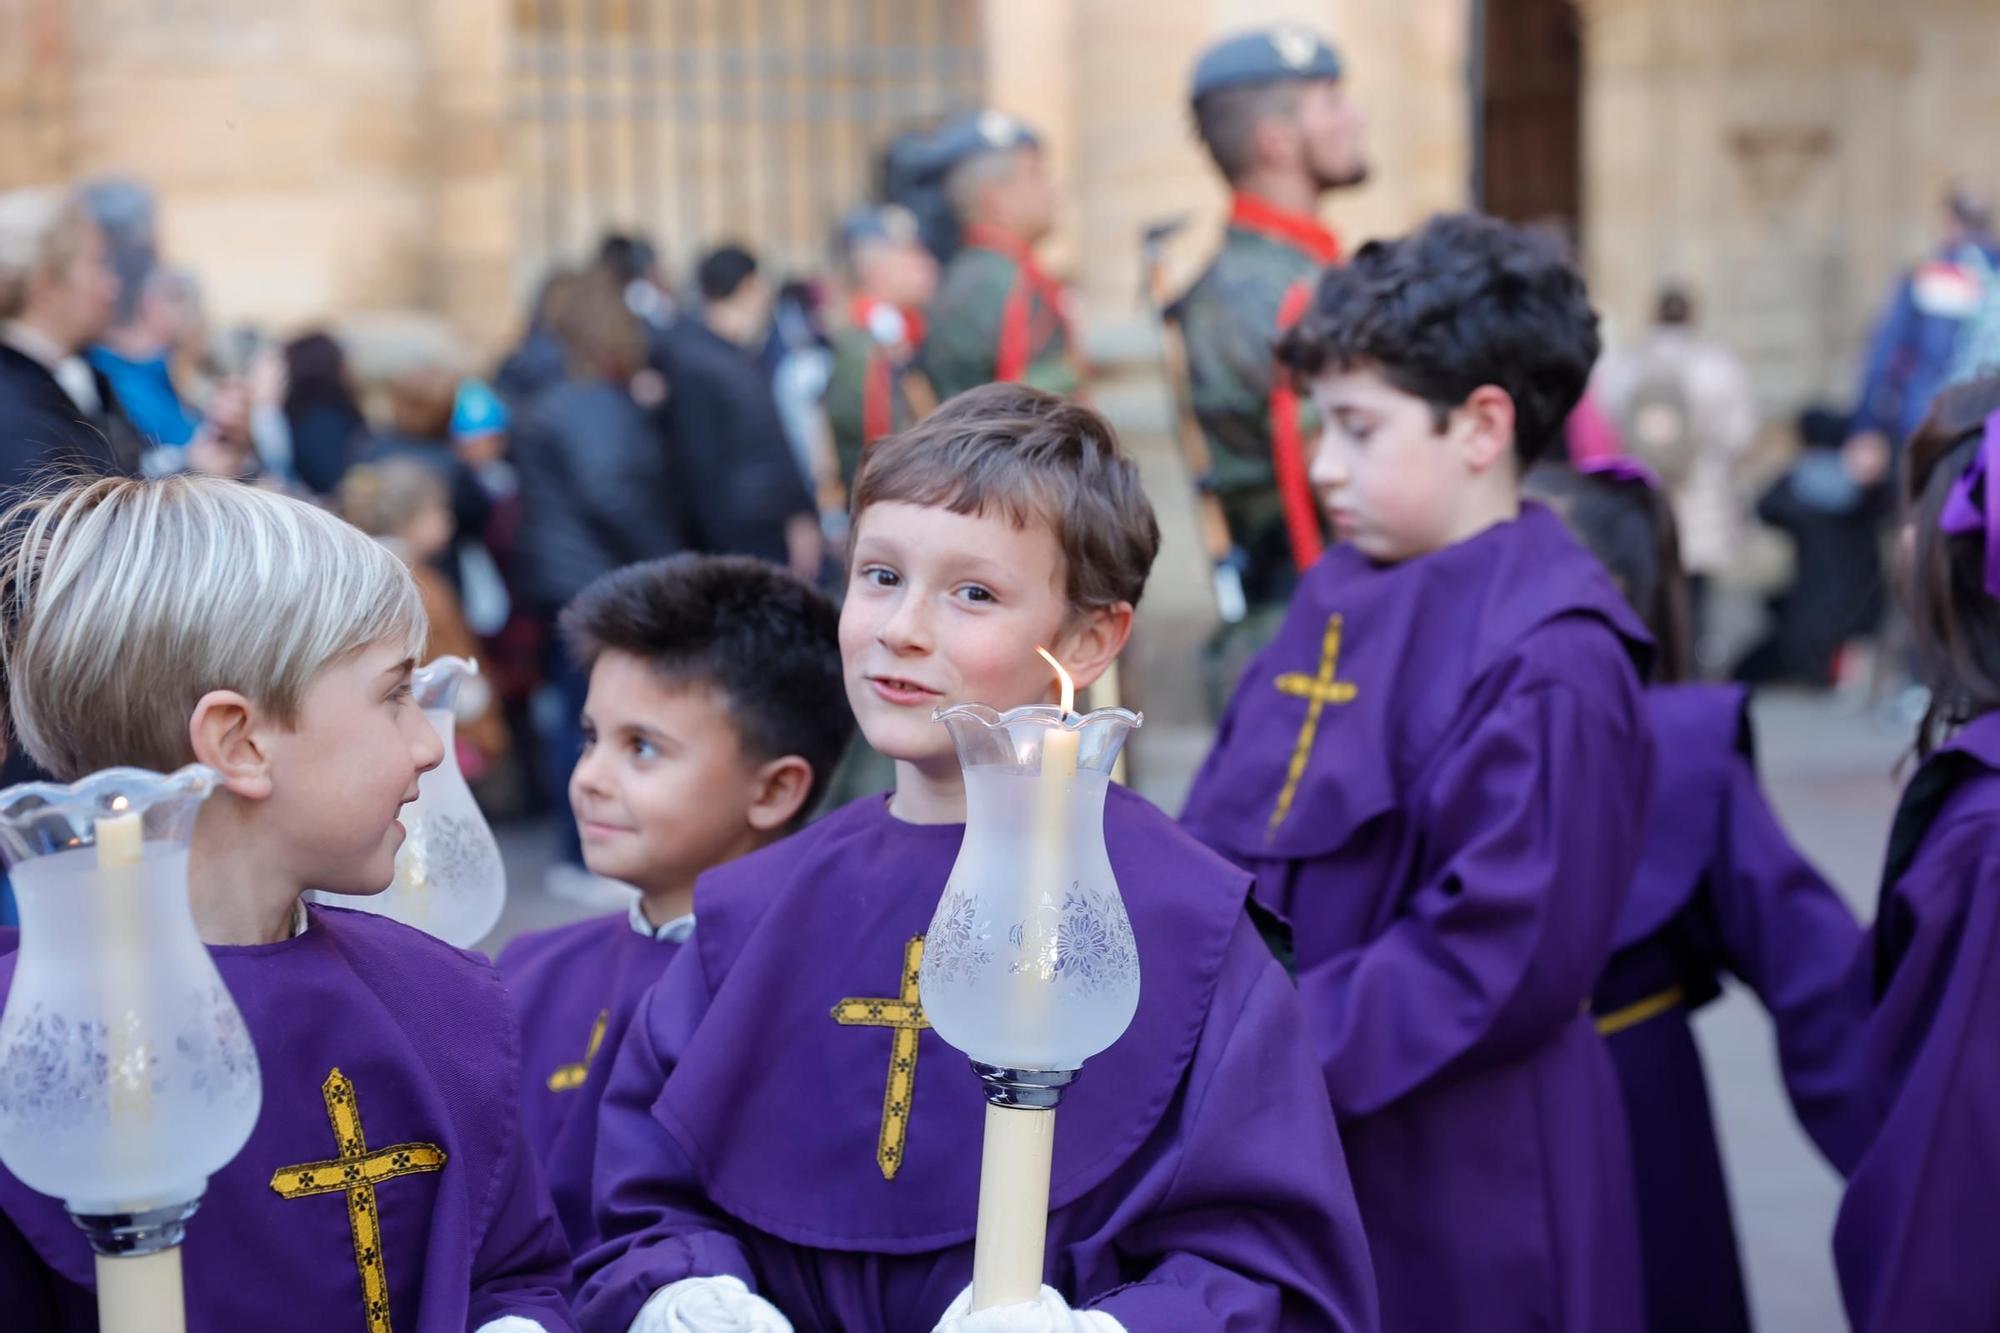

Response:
(2, 0), (1995, 414)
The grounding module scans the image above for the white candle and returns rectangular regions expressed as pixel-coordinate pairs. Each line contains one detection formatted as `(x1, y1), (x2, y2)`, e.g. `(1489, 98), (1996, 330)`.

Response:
(95, 805), (148, 1123)
(92, 803), (188, 1333)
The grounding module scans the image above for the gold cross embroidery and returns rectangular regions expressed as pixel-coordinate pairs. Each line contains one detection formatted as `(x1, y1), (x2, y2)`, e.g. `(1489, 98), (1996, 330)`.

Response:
(1267, 613), (1359, 838)
(830, 936), (931, 1181)
(268, 1069), (448, 1333)
(547, 1009), (610, 1092)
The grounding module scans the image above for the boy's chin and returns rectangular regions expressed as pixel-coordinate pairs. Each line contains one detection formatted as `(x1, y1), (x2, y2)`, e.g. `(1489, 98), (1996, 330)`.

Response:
(857, 715), (953, 768)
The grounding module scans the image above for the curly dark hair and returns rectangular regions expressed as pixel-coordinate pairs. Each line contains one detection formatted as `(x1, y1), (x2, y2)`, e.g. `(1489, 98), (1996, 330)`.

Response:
(1279, 211), (1601, 465)
(561, 555), (852, 823)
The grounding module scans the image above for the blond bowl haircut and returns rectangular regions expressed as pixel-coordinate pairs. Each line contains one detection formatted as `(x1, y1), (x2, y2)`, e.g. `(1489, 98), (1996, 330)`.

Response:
(0, 186), (86, 321)
(0, 475), (429, 781)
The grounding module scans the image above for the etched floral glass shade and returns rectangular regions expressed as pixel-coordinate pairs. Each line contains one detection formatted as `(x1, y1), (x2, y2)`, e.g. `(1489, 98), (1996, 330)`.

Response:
(333, 656), (505, 948)
(0, 765), (261, 1216)
(919, 704), (1143, 1072)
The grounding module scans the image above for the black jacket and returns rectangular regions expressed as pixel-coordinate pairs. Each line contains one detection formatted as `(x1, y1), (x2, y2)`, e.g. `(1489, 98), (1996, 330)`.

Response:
(0, 344), (139, 497)
(512, 378), (688, 614)
(657, 321), (814, 565)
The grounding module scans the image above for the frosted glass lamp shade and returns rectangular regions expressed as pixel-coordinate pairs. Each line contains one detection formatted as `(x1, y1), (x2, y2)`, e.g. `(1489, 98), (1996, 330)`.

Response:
(0, 765), (261, 1217)
(919, 705), (1143, 1073)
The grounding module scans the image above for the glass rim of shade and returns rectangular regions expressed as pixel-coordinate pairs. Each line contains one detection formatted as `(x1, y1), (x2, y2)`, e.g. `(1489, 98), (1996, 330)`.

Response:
(0, 763), (220, 826)
(931, 702), (1144, 731)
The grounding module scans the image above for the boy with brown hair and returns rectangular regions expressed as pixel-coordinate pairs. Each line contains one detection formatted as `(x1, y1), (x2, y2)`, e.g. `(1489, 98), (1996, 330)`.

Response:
(574, 384), (1377, 1333)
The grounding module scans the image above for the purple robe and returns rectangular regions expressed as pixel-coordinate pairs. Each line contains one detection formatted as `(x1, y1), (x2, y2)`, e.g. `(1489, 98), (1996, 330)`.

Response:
(1594, 684), (1861, 1333)
(0, 904), (578, 1332)
(574, 790), (1380, 1332)
(1822, 711), (2000, 1329)
(498, 910), (684, 1253)
(1180, 503), (1650, 1332)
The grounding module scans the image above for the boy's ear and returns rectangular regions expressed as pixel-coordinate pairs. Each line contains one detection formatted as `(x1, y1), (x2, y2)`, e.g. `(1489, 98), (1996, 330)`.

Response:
(746, 754), (817, 833)
(1056, 603), (1135, 695)
(189, 690), (275, 801)
(1458, 384), (1518, 474)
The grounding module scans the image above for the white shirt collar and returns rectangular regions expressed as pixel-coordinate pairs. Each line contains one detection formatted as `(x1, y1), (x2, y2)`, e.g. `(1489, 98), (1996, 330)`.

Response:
(291, 899), (311, 938)
(1, 321), (99, 414)
(628, 898), (695, 944)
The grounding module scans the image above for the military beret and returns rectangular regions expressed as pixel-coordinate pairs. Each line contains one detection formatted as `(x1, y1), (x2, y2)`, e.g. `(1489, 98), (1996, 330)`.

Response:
(1190, 25), (1342, 101)
(925, 109), (1043, 174)
(837, 204), (924, 254)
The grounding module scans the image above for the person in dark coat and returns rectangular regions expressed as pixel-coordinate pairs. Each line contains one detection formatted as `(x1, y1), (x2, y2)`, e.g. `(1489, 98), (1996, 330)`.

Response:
(513, 268), (690, 873)
(0, 186), (139, 495)
(281, 330), (369, 498)
(1737, 406), (1890, 686)
(659, 245), (819, 576)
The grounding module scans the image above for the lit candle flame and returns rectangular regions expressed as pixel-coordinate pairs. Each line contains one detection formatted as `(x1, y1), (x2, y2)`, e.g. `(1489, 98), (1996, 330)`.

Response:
(1036, 647), (1075, 716)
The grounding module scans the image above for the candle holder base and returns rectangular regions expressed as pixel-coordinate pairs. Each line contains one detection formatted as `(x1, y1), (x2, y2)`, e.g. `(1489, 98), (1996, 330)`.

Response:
(973, 1063), (1078, 1110)
(68, 1199), (201, 1257)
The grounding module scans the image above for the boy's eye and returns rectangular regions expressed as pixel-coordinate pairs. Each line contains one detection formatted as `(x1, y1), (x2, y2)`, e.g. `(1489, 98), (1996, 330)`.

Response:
(387, 682), (413, 705)
(628, 736), (659, 760)
(858, 564), (900, 589)
(957, 584), (997, 605)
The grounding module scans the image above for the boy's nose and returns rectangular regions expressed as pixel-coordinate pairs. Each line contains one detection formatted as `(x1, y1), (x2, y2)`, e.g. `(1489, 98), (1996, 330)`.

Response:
(411, 712), (446, 776)
(876, 597), (931, 653)
(1308, 429), (1347, 489)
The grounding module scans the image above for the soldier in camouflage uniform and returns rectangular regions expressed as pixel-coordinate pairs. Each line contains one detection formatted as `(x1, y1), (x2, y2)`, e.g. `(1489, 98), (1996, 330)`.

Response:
(920, 110), (1081, 403)
(1169, 26), (1369, 707)
(824, 205), (939, 495)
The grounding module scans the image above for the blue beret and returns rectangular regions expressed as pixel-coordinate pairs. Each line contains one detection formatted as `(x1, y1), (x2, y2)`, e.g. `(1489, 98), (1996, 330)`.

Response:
(926, 109), (1043, 174)
(838, 204), (923, 254)
(1190, 26), (1342, 101)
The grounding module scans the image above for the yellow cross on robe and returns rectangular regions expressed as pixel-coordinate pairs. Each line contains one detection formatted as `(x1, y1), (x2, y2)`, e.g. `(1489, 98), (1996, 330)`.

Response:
(268, 1068), (448, 1333)
(829, 936), (932, 1181)
(1267, 612), (1358, 838)
(547, 1009), (610, 1092)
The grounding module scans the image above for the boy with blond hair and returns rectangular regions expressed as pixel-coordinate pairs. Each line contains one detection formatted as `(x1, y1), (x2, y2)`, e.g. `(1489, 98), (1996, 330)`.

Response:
(574, 385), (1377, 1333)
(0, 475), (576, 1331)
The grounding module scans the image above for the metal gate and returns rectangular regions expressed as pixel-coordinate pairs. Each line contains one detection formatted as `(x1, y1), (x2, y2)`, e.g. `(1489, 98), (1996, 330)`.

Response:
(509, 0), (983, 279)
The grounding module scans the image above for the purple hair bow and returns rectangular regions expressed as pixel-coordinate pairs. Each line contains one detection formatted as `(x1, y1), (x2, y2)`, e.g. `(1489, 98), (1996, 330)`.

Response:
(1579, 456), (1660, 489)
(1940, 410), (2000, 597)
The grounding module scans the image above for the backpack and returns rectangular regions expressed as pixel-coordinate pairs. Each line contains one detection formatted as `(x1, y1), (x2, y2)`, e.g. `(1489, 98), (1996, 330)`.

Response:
(1618, 347), (1699, 489)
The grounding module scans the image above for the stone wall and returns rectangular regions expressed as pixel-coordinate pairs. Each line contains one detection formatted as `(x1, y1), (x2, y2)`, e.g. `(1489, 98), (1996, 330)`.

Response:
(1582, 0), (2000, 417)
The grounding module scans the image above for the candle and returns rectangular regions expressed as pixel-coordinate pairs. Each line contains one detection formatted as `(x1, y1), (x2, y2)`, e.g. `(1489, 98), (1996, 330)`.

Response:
(93, 801), (189, 1333)
(96, 802), (150, 1123)
(1024, 649), (1079, 981)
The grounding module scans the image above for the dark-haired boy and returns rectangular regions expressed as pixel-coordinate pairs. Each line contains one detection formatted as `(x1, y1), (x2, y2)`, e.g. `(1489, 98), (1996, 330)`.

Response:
(574, 384), (1377, 1332)
(497, 555), (852, 1254)
(1182, 213), (1654, 1331)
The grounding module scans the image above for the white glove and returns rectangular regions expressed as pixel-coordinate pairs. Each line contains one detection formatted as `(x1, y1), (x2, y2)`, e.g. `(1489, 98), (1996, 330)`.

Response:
(932, 1285), (1126, 1333)
(474, 1320), (550, 1333)
(630, 1275), (794, 1333)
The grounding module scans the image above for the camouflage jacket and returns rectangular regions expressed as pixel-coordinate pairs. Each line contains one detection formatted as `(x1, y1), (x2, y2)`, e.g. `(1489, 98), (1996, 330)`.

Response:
(826, 299), (924, 491)
(920, 228), (1079, 402)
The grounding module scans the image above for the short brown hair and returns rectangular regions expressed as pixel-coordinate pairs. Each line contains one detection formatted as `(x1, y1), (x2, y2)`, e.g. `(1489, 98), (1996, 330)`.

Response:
(552, 268), (644, 382)
(850, 383), (1160, 612)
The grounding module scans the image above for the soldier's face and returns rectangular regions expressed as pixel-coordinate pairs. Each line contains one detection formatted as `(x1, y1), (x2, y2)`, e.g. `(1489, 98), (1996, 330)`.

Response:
(1298, 80), (1368, 190)
(1005, 149), (1060, 244)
